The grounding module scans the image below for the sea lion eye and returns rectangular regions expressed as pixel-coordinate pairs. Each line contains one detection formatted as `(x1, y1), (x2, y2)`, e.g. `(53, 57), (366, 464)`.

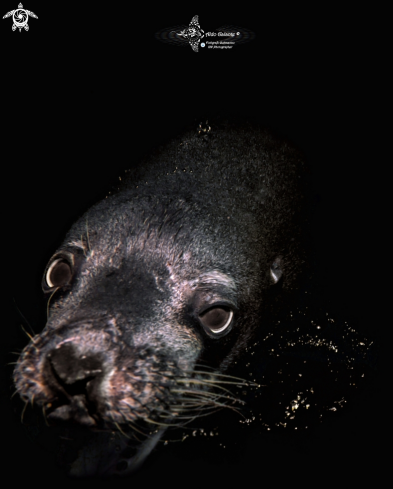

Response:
(199, 306), (233, 336)
(45, 257), (73, 288)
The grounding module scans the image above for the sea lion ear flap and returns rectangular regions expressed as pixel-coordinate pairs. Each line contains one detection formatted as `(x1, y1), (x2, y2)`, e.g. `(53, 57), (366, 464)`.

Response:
(270, 256), (283, 284)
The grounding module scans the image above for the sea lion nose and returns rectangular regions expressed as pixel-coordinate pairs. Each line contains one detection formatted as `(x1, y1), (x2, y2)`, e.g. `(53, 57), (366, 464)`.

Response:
(48, 343), (104, 387)
(44, 343), (105, 426)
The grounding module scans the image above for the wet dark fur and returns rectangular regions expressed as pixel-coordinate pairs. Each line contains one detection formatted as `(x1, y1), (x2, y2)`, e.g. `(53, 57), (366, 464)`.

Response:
(14, 117), (310, 476)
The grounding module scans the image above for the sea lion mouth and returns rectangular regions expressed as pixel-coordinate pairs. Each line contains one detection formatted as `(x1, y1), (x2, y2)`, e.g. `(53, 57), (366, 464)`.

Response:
(39, 344), (171, 476)
(43, 346), (103, 428)
(46, 394), (98, 428)
(23, 396), (168, 478)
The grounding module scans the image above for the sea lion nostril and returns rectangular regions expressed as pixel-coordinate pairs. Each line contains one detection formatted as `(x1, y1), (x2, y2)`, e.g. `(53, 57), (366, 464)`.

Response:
(44, 344), (105, 427)
(49, 343), (103, 384)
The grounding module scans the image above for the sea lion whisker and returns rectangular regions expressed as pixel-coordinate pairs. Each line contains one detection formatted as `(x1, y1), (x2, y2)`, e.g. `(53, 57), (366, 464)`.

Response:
(156, 371), (178, 379)
(167, 408), (226, 423)
(20, 400), (29, 423)
(173, 395), (246, 415)
(153, 407), (221, 428)
(169, 405), (224, 415)
(171, 388), (241, 404)
(160, 417), (201, 428)
(114, 422), (131, 438)
(130, 432), (144, 443)
(186, 377), (241, 385)
(188, 401), (244, 417)
(176, 378), (237, 395)
(185, 398), (233, 409)
(191, 368), (245, 378)
(80, 234), (85, 256)
(154, 419), (190, 430)
(159, 413), (202, 427)
(171, 394), (233, 407)
(12, 298), (35, 336)
(197, 377), (256, 387)
(128, 423), (150, 440)
(170, 389), (223, 401)
(42, 405), (50, 427)
(46, 286), (59, 320)
(143, 417), (174, 428)
(173, 391), (236, 405)
(173, 396), (235, 407)
(11, 388), (19, 400)
(191, 369), (258, 384)
(171, 400), (242, 417)
(170, 410), (222, 421)
(85, 218), (91, 254)
(19, 324), (36, 343)
(124, 418), (151, 438)
(192, 363), (216, 370)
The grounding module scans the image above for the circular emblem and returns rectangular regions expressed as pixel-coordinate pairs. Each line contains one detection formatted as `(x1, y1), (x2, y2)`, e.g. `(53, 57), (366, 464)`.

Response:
(12, 8), (28, 29)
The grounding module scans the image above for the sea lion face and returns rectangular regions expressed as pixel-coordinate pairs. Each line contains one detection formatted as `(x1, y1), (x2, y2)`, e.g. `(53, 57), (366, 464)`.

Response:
(13, 196), (265, 476)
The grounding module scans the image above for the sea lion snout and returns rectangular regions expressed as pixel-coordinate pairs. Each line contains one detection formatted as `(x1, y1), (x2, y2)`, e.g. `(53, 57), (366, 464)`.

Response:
(43, 342), (105, 427)
(47, 343), (105, 386)
(15, 316), (192, 425)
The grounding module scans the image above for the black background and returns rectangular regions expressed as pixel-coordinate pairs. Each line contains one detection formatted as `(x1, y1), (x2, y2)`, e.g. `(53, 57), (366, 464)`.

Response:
(2, 4), (383, 487)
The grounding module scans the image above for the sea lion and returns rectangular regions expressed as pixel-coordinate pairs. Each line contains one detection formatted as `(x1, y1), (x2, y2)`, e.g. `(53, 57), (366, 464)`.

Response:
(12, 116), (372, 477)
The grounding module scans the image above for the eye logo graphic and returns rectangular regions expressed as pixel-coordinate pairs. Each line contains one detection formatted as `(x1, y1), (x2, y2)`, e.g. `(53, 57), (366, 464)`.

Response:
(3, 3), (38, 32)
(178, 15), (205, 52)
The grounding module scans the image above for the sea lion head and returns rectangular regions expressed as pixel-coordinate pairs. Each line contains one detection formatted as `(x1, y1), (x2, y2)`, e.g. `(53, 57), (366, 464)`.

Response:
(13, 118), (307, 476)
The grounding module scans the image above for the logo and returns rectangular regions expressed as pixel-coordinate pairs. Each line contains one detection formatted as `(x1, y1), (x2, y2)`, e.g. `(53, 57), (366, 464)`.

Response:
(178, 15), (205, 52)
(155, 15), (255, 52)
(3, 3), (38, 32)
